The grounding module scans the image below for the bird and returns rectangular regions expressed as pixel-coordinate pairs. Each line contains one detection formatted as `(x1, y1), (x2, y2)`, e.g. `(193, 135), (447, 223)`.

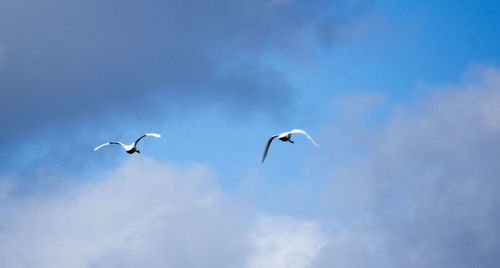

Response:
(94, 133), (161, 154)
(262, 129), (319, 163)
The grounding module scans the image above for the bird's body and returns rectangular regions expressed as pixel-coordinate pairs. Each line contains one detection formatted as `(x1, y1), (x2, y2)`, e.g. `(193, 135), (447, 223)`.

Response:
(262, 129), (318, 163)
(94, 133), (161, 154)
(278, 133), (293, 142)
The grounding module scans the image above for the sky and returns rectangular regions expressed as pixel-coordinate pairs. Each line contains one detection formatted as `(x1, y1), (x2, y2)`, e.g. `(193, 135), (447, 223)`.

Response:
(1, 0), (500, 267)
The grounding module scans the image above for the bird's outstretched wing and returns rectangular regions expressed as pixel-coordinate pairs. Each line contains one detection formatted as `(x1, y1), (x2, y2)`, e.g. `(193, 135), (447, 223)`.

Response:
(94, 141), (125, 151)
(289, 129), (319, 147)
(262, 135), (279, 163)
(133, 133), (161, 147)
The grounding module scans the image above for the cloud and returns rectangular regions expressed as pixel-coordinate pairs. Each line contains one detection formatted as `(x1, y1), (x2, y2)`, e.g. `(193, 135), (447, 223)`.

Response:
(0, 0), (376, 146)
(0, 158), (326, 267)
(3, 65), (500, 267)
(247, 216), (326, 268)
(315, 65), (500, 267)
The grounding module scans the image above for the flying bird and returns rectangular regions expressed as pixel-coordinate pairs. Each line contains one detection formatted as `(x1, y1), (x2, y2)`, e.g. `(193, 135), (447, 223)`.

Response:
(94, 133), (161, 154)
(262, 129), (319, 163)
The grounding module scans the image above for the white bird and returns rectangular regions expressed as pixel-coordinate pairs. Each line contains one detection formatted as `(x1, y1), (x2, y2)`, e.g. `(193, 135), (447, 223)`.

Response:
(262, 129), (319, 163)
(94, 133), (161, 154)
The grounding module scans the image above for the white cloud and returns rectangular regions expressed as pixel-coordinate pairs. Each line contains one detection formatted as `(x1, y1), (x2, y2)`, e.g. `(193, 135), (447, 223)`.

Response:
(0, 158), (326, 268)
(247, 216), (326, 268)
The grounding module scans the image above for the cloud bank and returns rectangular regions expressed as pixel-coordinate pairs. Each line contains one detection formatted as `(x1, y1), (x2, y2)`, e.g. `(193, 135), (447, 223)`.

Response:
(3, 66), (500, 267)
(0, 158), (326, 267)
(0, 0), (375, 145)
(315, 66), (500, 267)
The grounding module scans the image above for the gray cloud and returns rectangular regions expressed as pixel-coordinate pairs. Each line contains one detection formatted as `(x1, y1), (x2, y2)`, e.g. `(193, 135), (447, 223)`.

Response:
(0, 0), (375, 146)
(314, 66), (500, 267)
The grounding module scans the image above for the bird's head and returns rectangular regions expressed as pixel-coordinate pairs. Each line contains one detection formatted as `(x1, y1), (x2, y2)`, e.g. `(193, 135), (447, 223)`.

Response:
(136, 150), (141, 154)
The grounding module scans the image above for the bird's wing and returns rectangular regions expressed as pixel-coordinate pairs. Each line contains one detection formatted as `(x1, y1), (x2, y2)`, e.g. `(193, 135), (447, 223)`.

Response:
(289, 129), (319, 147)
(262, 135), (278, 163)
(94, 141), (125, 151)
(133, 133), (161, 147)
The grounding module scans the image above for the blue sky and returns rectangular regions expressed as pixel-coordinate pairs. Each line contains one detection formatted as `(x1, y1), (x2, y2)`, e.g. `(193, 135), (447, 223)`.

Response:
(1, 0), (500, 267)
